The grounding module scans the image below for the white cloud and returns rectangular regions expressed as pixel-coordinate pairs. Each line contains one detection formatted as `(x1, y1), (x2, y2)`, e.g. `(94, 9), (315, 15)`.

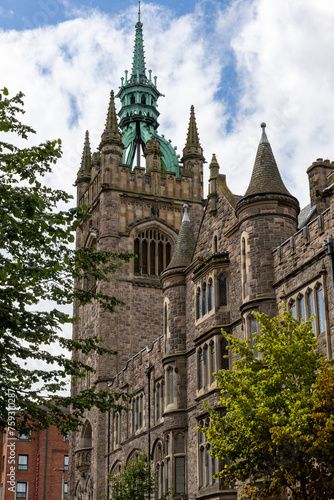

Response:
(217, 0), (334, 206)
(1, 0), (334, 207)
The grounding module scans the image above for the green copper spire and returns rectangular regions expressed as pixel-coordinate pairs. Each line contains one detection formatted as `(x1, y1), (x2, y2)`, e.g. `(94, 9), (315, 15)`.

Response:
(116, 6), (179, 175)
(77, 130), (92, 180)
(131, 2), (146, 82)
(100, 90), (123, 148)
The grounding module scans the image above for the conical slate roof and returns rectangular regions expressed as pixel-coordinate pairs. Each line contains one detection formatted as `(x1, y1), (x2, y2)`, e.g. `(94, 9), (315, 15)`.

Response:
(244, 123), (292, 197)
(166, 205), (195, 270)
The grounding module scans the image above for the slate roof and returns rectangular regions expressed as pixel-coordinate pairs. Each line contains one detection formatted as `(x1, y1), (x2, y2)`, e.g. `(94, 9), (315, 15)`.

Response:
(244, 123), (292, 198)
(166, 205), (195, 270)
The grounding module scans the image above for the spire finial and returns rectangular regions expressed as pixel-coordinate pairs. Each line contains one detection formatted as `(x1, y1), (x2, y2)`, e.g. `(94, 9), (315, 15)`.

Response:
(260, 122), (269, 144)
(182, 204), (190, 222)
(131, 3), (146, 79)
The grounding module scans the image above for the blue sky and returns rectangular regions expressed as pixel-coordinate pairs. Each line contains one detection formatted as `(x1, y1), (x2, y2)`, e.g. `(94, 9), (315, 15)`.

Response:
(1, 0), (334, 209)
(1, 0), (200, 30)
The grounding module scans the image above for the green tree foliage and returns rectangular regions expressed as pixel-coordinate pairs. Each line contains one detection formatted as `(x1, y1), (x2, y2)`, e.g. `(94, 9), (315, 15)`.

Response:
(204, 310), (334, 500)
(0, 87), (131, 433)
(105, 452), (170, 500)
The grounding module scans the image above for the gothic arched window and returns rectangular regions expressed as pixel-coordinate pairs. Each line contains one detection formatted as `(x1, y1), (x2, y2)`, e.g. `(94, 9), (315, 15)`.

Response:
(134, 230), (172, 277)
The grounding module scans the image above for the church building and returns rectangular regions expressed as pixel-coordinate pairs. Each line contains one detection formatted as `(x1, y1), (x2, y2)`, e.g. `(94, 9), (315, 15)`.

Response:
(69, 6), (334, 500)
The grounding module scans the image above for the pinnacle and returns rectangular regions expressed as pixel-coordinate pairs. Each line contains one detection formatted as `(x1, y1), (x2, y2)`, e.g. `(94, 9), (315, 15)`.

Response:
(185, 105), (201, 148)
(78, 130), (91, 179)
(244, 123), (292, 198)
(100, 90), (122, 148)
(104, 90), (119, 135)
(210, 153), (219, 167)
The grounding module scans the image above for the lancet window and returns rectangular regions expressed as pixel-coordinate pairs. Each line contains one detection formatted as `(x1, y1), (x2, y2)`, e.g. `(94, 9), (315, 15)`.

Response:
(198, 418), (218, 488)
(198, 338), (220, 391)
(287, 281), (327, 337)
(131, 393), (144, 434)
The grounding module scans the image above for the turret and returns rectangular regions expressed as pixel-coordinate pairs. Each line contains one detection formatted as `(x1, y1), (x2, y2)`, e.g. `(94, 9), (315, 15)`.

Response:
(307, 158), (334, 217)
(160, 204), (195, 425)
(161, 204), (195, 355)
(236, 123), (299, 318)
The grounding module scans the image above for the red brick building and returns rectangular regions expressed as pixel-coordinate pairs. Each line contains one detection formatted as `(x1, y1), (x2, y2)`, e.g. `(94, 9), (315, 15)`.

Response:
(0, 426), (68, 500)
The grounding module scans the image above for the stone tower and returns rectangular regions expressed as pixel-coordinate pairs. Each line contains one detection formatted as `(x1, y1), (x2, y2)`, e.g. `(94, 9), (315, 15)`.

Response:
(69, 6), (205, 499)
(235, 123), (300, 324)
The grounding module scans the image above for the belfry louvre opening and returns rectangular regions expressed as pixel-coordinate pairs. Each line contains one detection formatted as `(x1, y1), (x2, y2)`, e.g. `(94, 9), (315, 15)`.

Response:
(134, 230), (172, 276)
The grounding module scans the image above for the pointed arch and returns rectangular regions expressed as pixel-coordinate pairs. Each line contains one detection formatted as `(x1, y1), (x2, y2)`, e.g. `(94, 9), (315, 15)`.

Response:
(126, 448), (142, 466)
(80, 419), (92, 448)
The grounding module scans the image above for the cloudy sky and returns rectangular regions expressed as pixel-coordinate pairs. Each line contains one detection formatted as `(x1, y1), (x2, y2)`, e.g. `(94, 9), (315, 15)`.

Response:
(2, 0), (334, 210)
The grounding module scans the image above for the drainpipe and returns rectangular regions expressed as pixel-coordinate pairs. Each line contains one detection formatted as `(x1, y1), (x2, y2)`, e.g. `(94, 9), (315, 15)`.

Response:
(324, 237), (334, 302)
(43, 427), (48, 500)
(107, 405), (111, 499)
(145, 363), (153, 500)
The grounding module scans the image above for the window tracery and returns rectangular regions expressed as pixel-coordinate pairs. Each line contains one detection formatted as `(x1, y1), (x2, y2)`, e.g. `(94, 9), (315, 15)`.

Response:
(134, 230), (171, 276)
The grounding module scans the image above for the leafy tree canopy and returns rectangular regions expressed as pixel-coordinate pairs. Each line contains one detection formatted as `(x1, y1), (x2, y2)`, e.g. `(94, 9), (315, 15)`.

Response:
(204, 309), (334, 500)
(104, 452), (170, 500)
(0, 87), (131, 433)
